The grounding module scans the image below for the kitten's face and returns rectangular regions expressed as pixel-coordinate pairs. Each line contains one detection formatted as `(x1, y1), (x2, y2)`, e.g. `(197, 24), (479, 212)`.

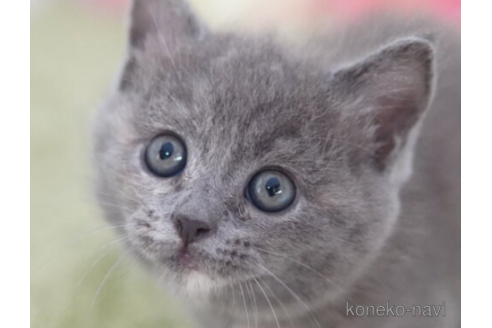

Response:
(93, 0), (433, 301)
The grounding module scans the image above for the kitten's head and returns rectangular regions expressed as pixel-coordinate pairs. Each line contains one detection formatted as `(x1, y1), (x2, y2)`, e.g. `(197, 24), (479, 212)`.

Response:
(93, 0), (434, 300)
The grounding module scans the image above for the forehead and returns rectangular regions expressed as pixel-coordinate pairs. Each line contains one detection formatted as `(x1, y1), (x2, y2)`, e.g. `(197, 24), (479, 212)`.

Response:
(124, 37), (345, 175)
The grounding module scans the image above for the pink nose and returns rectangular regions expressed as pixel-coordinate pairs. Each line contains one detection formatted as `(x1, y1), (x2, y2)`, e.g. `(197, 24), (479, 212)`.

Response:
(173, 215), (212, 247)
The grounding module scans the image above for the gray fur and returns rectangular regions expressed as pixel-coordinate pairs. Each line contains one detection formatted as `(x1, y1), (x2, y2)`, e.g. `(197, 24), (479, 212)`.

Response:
(92, 0), (460, 327)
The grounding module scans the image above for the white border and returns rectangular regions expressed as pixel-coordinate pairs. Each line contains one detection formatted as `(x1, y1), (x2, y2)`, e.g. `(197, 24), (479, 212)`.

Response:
(462, 1), (490, 327)
(2, 1), (30, 328)
(13, 1), (480, 327)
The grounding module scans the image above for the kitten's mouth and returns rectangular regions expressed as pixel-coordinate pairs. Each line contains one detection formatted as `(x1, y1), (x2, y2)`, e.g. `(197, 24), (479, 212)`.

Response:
(175, 249), (200, 271)
(171, 248), (226, 295)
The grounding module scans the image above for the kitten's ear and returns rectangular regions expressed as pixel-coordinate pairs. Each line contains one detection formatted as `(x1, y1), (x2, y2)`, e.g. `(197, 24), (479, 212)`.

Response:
(333, 37), (435, 170)
(129, 0), (205, 49)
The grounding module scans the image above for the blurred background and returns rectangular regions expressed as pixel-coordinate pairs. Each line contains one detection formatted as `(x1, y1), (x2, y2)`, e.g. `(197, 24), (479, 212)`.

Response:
(30, 0), (460, 327)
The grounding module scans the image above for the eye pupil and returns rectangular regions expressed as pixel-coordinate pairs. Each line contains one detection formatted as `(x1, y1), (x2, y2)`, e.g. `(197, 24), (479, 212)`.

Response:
(247, 170), (295, 212)
(145, 134), (187, 177)
(265, 177), (281, 197)
(159, 142), (174, 160)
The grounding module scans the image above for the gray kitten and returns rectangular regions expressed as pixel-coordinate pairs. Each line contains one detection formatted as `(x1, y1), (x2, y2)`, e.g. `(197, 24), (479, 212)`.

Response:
(92, 0), (460, 327)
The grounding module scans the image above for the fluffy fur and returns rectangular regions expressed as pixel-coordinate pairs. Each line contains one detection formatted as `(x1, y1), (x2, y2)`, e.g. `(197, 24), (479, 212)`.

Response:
(92, 1), (460, 327)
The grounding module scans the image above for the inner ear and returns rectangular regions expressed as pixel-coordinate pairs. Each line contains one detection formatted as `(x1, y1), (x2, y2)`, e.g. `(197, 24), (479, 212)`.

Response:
(332, 37), (435, 170)
(129, 0), (205, 49)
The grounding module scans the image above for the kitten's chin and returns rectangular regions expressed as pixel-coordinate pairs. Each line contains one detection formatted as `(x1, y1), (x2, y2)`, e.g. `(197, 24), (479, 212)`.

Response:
(181, 271), (219, 296)
(158, 269), (230, 299)
(158, 256), (230, 298)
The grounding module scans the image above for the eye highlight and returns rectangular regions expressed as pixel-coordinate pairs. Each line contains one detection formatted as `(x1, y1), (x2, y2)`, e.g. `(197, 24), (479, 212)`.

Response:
(144, 134), (187, 177)
(246, 170), (296, 212)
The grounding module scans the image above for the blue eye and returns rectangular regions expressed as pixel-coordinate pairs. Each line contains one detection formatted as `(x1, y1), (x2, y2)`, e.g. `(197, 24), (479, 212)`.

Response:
(145, 134), (187, 177)
(247, 170), (296, 212)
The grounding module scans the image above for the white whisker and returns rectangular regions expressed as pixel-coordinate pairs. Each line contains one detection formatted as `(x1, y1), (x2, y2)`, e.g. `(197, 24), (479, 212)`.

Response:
(36, 224), (130, 273)
(252, 277), (280, 328)
(220, 284), (236, 328)
(90, 255), (126, 308)
(255, 247), (348, 297)
(256, 275), (296, 328)
(246, 281), (258, 328)
(239, 282), (250, 328)
(256, 263), (321, 328)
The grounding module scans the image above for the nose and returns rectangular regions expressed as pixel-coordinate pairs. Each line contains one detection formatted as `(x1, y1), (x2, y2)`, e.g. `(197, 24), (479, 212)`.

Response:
(173, 214), (213, 247)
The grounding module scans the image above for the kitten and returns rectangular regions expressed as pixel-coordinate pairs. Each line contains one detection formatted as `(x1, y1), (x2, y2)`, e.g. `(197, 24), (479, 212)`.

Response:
(92, 0), (460, 327)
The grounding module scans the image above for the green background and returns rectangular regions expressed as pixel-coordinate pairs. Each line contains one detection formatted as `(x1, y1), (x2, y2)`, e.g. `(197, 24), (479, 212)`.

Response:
(31, 2), (191, 327)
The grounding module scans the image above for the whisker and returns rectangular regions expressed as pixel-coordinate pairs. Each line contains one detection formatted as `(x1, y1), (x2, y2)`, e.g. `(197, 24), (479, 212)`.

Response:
(255, 247), (348, 297)
(72, 236), (130, 298)
(36, 224), (130, 273)
(252, 277), (280, 328)
(256, 263), (321, 328)
(90, 254), (126, 308)
(70, 249), (113, 301)
(246, 281), (258, 328)
(256, 275), (296, 328)
(94, 200), (135, 214)
(239, 282), (250, 328)
(220, 284), (236, 328)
